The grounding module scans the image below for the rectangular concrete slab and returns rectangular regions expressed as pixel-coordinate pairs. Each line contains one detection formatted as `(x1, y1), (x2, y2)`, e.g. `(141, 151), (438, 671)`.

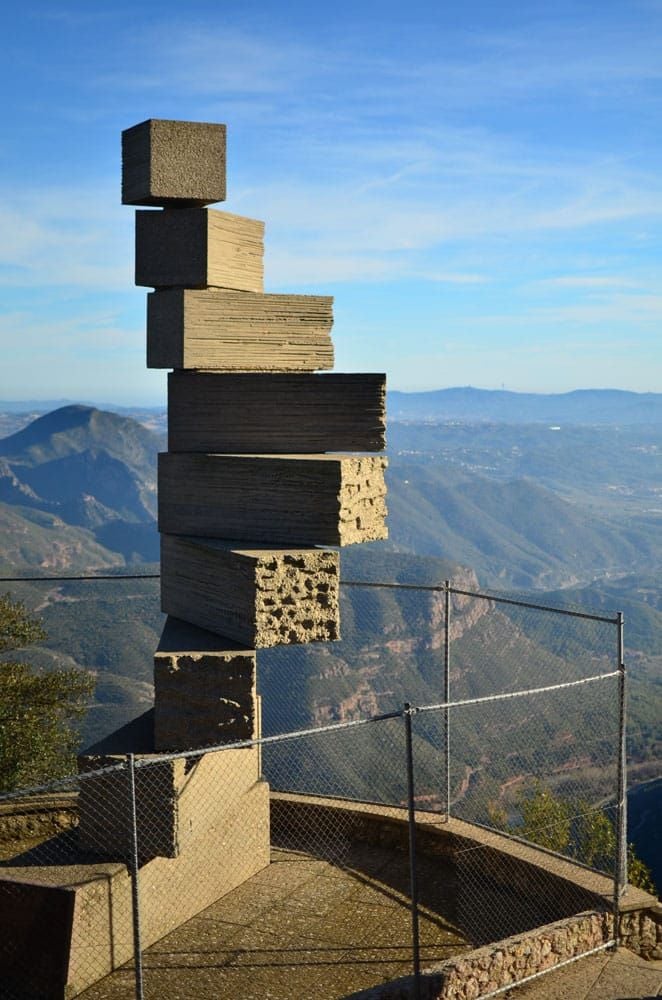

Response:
(158, 452), (388, 546)
(122, 119), (226, 206)
(0, 780), (269, 998)
(77, 712), (259, 860)
(136, 208), (264, 290)
(147, 288), (334, 371)
(167, 371), (387, 453)
(154, 617), (258, 752)
(160, 535), (339, 646)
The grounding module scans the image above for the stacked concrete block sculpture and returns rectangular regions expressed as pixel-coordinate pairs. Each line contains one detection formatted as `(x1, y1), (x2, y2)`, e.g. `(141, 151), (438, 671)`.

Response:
(131, 112), (386, 750)
(0, 117), (387, 998)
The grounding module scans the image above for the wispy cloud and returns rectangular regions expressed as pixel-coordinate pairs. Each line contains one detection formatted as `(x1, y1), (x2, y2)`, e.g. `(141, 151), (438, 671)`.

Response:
(0, 184), (132, 290)
(537, 276), (642, 289)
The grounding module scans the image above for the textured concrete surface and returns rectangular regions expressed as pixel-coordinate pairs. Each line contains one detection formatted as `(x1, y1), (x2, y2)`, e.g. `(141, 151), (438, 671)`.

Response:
(158, 453), (388, 546)
(167, 371), (386, 453)
(160, 536), (340, 647)
(507, 946), (662, 999)
(154, 617), (258, 752)
(78, 844), (470, 1000)
(122, 119), (226, 206)
(77, 847), (662, 1000)
(78, 742), (259, 861)
(147, 288), (334, 371)
(135, 208), (263, 290)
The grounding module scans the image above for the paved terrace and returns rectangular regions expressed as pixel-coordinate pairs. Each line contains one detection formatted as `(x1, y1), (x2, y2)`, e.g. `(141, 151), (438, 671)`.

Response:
(76, 840), (661, 1000)
(79, 844), (470, 999)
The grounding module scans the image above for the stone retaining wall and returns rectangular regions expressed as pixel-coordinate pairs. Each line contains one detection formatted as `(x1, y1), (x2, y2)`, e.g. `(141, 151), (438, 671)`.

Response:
(0, 793), (77, 848)
(620, 906), (662, 960)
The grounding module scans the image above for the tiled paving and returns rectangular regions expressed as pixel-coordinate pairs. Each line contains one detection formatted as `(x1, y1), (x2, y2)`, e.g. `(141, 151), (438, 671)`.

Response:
(507, 946), (662, 1000)
(80, 845), (470, 999)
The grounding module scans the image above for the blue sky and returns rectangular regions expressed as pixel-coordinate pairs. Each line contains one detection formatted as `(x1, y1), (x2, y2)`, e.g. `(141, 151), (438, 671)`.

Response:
(1, 0), (662, 404)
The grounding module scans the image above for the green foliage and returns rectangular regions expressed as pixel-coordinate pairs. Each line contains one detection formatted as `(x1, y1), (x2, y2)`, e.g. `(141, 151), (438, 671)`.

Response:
(518, 782), (572, 853)
(627, 843), (657, 896)
(0, 593), (94, 791)
(572, 804), (616, 870)
(0, 593), (46, 651)
(505, 783), (656, 895)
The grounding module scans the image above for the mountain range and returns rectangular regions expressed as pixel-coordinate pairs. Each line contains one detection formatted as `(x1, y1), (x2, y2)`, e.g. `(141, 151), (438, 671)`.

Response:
(388, 387), (662, 424)
(0, 399), (658, 875)
(1, 402), (660, 589)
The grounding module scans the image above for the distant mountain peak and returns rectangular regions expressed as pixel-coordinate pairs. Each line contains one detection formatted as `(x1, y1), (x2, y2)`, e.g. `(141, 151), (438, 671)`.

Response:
(0, 404), (160, 464)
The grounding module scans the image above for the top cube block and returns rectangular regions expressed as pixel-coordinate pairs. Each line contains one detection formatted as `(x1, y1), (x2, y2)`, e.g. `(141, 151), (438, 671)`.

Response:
(122, 119), (227, 206)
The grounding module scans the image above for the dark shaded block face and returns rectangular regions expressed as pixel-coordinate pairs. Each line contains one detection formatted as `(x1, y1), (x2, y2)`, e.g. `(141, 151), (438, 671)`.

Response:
(122, 118), (227, 206)
(0, 880), (74, 998)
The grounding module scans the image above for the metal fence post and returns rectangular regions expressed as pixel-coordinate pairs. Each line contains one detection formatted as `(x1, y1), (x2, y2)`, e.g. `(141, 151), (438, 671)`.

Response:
(613, 612), (627, 945)
(127, 754), (145, 1000)
(404, 704), (422, 998)
(444, 580), (451, 821)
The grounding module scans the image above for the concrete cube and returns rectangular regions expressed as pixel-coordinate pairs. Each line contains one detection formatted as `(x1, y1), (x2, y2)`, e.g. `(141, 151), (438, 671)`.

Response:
(154, 617), (258, 752)
(122, 118), (226, 206)
(147, 288), (334, 371)
(158, 453), (388, 546)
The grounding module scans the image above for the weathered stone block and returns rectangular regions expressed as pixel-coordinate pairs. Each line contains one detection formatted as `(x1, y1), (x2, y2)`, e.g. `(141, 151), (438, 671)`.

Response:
(136, 208), (264, 290)
(147, 288), (334, 370)
(167, 371), (386, 452)
(158, 452), (388, 545)
(160, 535), (339, 646)
(77, 711), (259, 860)
(154, 617), (258, 752)
(122, 119), (226, 206)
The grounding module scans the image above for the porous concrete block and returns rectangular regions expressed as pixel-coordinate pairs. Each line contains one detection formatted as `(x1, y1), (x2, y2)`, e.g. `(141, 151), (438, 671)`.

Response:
(160, 535), (339, 646)
(135, 208), (264, 291)
(147, 288), (334, 371)
(158, 453), (388, 546)
(0, 780), (269, 998)
(167, 371), (387, 453)
(154, 617), (258, 752)
(122, 119), (226, 206)
(77, 711), (259, 861)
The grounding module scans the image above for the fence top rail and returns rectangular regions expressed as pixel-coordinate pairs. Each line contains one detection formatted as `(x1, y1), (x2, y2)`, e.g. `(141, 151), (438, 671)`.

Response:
(0, 573), (621, 624)
(413, 670), (620, 715)
(0, 573), (160, 582)
(0, 667), (621, 794)
(341, 579), (620, 624)
(447, 586), (621, 624)
(133, 669), (619, 768)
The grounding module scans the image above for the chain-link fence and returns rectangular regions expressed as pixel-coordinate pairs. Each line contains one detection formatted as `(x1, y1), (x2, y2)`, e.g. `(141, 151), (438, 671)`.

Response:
(0, 580), (631, 999)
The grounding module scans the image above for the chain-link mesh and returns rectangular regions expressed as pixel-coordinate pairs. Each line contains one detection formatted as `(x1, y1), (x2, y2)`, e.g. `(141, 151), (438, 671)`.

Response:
(0, 582), (628, 999)
(415, 676), (620, 951)
(0, 764), (138, 1000)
